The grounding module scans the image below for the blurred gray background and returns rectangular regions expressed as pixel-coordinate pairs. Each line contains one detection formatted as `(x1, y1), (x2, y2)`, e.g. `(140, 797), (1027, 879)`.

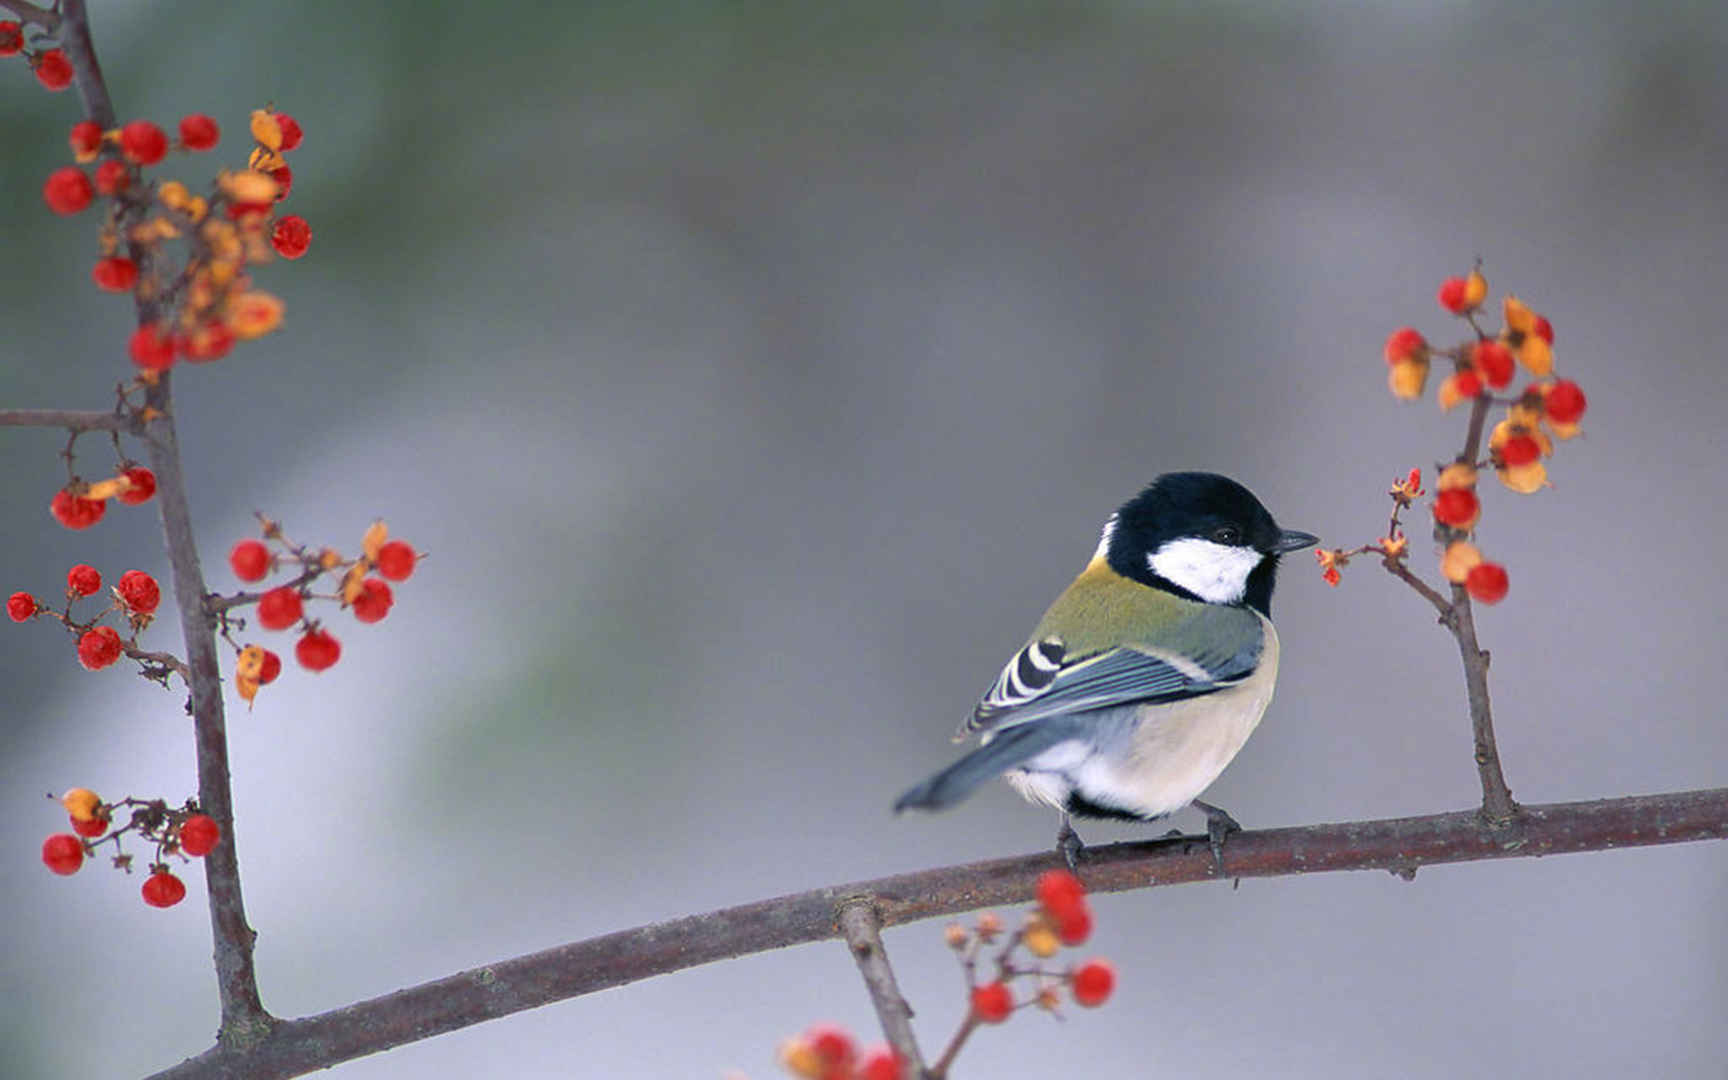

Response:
(3, 1), (1726, 1076)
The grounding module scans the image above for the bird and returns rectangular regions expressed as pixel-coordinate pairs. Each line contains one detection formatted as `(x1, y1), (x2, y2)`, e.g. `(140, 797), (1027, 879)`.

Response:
(894, 472), (1316, 872)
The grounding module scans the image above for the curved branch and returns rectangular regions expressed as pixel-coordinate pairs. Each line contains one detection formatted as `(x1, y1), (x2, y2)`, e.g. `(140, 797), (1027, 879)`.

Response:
(146, 787), (1728, 1080)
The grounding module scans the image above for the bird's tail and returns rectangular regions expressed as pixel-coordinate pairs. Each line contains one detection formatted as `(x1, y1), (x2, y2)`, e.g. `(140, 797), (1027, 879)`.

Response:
(893, 720), (1080, 813)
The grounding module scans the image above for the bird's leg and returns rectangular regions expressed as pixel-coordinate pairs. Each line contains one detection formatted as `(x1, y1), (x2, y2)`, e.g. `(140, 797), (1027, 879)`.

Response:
(1191, 799), (1241, 876)
(1055, 814), (1085, 873)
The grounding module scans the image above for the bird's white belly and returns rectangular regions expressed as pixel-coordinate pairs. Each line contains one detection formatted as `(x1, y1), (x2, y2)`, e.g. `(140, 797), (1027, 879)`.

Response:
(1007, 616), (1281, 819)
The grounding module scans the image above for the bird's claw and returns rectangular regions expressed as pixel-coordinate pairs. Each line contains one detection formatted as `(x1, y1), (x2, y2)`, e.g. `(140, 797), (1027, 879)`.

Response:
(1192, 799), (1241, 876)
(1055, 818), (1085, 874)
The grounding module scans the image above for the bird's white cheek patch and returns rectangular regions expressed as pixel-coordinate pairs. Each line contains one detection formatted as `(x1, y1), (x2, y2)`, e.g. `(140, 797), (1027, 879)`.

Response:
(1148, 538), (1262, 604)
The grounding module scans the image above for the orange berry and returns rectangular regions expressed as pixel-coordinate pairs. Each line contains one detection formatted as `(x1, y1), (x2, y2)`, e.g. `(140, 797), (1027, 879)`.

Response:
(1387, 359), (1428, 400)
(1382, 326), (1426, 366)
(971, 981), (1014, 1024)
(179, 813), (220, 856)
(256, 586), (304, 629)
(77, 626), (123, 670)
(117, 467), (157, 505)
(42, 834), (84, 875)
(295, 628), (341, 671)
(119, 120), (168, 166)
(141, 869), (187, 908)
(51, 487), (107, 530)
(69, 119), (103, 159)
(43, 166), (93, 215)
(1471, 340), (1515, 389)
(1440, 541), (1483, 584)
(1433, 488), (1480, 530)
(1544, 379), (1587, 424)
(67, 563), (102, 597)
(34, 48), (74, 91)
(61, 787), (102, 821)
(178, 113), (220, 151)
(1072, 959), (1116, 1007)
(1465, 562), (1509, 604)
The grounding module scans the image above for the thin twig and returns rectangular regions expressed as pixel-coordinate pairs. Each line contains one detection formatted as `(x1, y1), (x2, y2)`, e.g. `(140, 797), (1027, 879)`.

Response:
(0, 0), (58, 31)
(927, 1013), (979, 1079)
(0, 408), (141, 433)
(145, 788), (1728, 1080)
(1380, 555), (1453, 621)
(837, 900), (926, 1077)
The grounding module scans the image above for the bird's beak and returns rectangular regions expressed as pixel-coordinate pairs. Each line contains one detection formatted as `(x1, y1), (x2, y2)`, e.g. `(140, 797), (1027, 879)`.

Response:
(1273, 529), (1320, 553)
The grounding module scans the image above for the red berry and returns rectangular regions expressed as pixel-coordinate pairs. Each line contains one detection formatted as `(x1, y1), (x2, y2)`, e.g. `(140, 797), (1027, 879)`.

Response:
(70, 812), (108, 838)
(270, 164), (293, 200)
(1545, 379), (1587, 424)
(41, 834), (84, 875)
(258, 648), (282, 684)
(179, 320), (236, 363)
(271, 214), (312, 259)
(276, 113), (303, 151)
(858, 1047), (902, 1080)
(1436, 276), (1470, 314)
(351, 577), (393, 624)
(1071, 959), (1116, 1007)
(807, 1025), (855, 1067)
(971, 981), (1014, 1024)
(34, 48), (74, 91)
(118, 569), (161, 614)
(1465, 561), (1509, 605)
(1035, 869), (1087, 919)
(256, 586), (303, 630)
(69, 119), (103, 158)
(178, 113), (220, 151)
(77, 625), (123, 670)
(1500, 434), (1541, 467)
(1382, 326), (1426, 367)
(1056, 905), (1093, 946)
(67, 563), (102, 597)
(1532, 314), (1554, 345)
(1471, 341), (1515, 389)
(179, 813), (220, 856)
(43, 166), (93, 215)
(119, 120), (168, 166)
(94, 158), (130, 195)
(1454, 369), (1483, 398)
(91, 255), (139, 293)
(0, 21), (21, 57)
(141, 869), (187, 908)
(375, 540), (416, 581)
(229, 539), (271, 582)
(129, 323), (177, 371)
(295, 628), (341, 671)
(118, 467), (157, 505)
(7, 591), (36, 622)
(1432, 488), (1480, 530)
(50, 488), (106, 530)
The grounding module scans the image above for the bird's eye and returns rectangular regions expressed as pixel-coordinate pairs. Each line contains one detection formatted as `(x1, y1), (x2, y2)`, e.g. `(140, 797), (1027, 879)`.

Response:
(1212, 525), (1241, 545)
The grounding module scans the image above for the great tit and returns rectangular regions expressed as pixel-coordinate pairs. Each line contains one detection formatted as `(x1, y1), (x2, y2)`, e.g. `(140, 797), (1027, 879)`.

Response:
(894, 472), (1316, 870)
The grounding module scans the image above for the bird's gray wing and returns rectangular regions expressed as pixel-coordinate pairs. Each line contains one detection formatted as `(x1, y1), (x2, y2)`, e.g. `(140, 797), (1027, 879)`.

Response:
(962, 606), (1264, 737)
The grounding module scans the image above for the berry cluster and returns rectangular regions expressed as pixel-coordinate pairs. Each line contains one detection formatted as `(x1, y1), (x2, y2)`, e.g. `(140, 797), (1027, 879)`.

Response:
(777, 1027), (904, 1080)
(38, 97), (310, 373)
(8, 560), (169, 678)
(216, 517), (419, 703)
(777, 871), (1116, 1079)
(49, 463), (156, 531)
(0, 18), (73, 91)
(40, 787), (218, 910)
(1321, 267), (1590, 603)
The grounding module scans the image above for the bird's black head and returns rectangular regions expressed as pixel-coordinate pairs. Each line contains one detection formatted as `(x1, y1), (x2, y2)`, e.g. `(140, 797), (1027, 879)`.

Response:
(1100, 472), (1317, 615)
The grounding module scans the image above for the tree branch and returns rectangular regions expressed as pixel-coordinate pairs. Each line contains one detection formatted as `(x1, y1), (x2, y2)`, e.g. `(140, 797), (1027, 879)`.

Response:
(0, 0), (58, 31)
(838, 899), (925, 1076)
(0, 407), (142, 434)
(145, 788), (1728, 1080)
(40, 0), (272, 1044)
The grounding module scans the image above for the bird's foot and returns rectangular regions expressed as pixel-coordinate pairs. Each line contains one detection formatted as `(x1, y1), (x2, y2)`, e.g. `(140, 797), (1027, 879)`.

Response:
(1192, 799), (1242, 876)
(1055, 817), (1085, 874)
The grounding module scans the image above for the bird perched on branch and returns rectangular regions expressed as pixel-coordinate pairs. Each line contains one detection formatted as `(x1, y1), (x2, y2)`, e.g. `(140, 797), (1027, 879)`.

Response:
(894, 472), (1316, 871)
